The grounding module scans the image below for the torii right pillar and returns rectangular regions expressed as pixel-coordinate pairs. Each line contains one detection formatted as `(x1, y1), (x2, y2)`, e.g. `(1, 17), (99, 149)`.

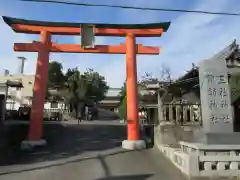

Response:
(122, 33), (145, 150)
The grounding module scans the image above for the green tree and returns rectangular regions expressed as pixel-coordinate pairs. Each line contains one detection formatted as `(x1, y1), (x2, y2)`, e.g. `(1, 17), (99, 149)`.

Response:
(46, 61), (65, 101)
(83, 68), (109, 102)
(119, 81), (126, 102)
(118, 96), (127, 120)
(118, 81), (127, 119)
(118, 76), (152, 120)
(64, 68), (109, 116)
(65, 68), (75, 82)
(48, 61), (65, 88)
(64, 69), (86, 115)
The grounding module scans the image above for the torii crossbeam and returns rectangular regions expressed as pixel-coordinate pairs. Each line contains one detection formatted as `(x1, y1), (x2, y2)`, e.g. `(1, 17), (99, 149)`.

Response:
(3, 16), (170, 150)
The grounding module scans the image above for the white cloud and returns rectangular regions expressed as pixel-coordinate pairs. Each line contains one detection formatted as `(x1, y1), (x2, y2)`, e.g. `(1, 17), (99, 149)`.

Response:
(1, 0), (240, 88)
(89, 0), (236, 86)
(156, 0), (240, 79)
(74, 0), (240, 87)
(0, 17), (39, 75)
(132, 0), (240, 80)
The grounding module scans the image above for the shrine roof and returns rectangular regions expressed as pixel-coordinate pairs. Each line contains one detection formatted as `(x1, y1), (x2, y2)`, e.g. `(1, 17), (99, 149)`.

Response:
(166, 67), (199, 95)
(3, 16), (171, 31)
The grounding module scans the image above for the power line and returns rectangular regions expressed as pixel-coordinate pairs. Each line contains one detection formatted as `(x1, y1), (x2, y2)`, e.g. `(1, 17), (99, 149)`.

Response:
(20, 0), (240, 16)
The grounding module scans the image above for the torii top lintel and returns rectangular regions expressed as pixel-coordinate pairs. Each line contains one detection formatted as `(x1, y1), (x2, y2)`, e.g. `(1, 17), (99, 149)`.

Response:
(2, 16), (171, 37)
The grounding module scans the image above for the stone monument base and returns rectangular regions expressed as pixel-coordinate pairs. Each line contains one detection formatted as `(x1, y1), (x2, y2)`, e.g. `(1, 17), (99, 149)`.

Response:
(194, 132), (240, 145)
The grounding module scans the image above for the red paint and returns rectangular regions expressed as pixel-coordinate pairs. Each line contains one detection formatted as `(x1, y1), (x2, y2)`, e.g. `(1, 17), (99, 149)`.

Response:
(28, 31), (51, 141)
(14, 43), (160, 55)
(9, 22), (163, 142)
(126, 33), (139, 140)
(12, 24), (164, 37)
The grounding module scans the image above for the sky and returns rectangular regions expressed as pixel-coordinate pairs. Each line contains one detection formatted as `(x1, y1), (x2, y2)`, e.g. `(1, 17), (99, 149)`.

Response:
(0, 0), (240, 88)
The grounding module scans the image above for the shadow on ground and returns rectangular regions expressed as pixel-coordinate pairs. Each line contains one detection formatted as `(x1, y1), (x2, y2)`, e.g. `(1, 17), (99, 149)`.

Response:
(95, 153), (154, 180)
(0, 121), (126, 166)
(92, 174), (154, 180)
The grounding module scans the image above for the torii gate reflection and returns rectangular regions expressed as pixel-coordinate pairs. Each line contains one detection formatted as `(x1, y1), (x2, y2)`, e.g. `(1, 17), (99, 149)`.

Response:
(3, 16), (170, 150)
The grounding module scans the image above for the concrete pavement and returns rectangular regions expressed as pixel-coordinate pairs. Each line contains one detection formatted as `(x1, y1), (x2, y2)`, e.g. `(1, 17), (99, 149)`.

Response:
(0, 120), (187, 180)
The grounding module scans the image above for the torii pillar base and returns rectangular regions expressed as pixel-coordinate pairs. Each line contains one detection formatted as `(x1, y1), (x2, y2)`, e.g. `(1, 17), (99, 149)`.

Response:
(21, 139), (47, 150)
(122, 140), (146, 150)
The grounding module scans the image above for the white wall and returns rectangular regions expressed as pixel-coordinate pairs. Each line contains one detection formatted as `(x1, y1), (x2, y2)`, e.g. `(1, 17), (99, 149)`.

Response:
(6, 87), (22, 110)
(0, 86), (7, 95)
(6, 100), (21, 110)
(44, 102), (65, 110)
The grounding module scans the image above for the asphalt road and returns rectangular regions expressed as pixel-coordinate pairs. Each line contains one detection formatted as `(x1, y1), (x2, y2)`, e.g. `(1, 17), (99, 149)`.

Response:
(0, 120), (187, 180)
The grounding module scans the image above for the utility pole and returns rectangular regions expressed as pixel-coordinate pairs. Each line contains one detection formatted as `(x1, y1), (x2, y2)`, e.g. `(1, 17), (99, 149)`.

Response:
(17, 56), (26, 74)
(4, 69), (9, 76)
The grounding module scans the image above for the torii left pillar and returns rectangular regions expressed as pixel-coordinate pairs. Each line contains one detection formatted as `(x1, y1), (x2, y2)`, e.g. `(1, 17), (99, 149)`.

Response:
(21, 31), (51, 149)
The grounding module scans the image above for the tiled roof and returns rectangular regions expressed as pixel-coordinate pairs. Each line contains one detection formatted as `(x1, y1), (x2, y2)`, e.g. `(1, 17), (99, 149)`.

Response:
(209, 40), (239, 65)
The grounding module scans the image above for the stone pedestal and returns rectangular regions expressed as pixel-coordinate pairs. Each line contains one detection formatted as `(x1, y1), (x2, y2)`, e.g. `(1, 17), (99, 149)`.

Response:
(195, 132), (240, 145)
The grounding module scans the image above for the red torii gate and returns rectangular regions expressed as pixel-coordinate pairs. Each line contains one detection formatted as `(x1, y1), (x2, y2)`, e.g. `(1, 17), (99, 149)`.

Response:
(3, 16), (170, 150)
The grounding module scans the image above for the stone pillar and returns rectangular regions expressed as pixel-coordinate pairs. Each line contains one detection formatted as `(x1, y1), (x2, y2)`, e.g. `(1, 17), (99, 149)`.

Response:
(163, 105), (167, 121)
(175, 105), (180, 123)
(169, 104), (173, 122)
(157, 90), (164, 122)
(190, 105), (194, 122)
(183, 105), (188, 123)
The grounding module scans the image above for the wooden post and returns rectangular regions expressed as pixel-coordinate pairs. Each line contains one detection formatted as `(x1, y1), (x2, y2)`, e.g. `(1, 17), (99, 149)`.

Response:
(28, 31), (51, 141)
(126, 33), (139, 140)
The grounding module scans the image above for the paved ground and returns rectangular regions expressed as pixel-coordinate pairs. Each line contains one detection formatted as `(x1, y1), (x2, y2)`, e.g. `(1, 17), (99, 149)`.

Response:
(0, 120), (187, 180)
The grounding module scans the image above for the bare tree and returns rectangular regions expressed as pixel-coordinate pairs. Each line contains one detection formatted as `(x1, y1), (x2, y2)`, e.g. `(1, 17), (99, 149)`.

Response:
(159, 64), (172, 84)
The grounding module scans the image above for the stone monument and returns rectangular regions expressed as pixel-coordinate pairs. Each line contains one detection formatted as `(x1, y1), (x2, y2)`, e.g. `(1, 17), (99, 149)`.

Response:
(160, 42), (240, 178)
(197, 41), (240, 144)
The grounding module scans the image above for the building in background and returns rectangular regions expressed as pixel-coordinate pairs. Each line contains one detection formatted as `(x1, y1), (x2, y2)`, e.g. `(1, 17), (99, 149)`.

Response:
(0, 75), (34, 108)
(0, 74), (122, 113)
(0, 80), (23, 120)
(98, 88), (121, 112)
